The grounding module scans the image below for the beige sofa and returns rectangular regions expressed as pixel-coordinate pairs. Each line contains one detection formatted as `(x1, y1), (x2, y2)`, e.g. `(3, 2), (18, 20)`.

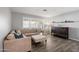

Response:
(4, 31), (32, 52)
(21, 29), (41, 36)
(21, 29), (41, 33)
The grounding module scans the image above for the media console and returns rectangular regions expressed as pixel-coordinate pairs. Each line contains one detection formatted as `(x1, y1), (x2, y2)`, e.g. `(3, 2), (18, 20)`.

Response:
(51, 27), (69, 39)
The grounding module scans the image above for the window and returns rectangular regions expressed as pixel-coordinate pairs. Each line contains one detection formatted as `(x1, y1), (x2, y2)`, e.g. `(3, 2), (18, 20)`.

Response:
(23, 20), (30, 28)
(23, 20), (43, 29)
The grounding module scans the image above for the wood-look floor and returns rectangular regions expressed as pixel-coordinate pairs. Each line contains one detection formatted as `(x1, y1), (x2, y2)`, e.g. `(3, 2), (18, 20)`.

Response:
(32, 35), (79, 52)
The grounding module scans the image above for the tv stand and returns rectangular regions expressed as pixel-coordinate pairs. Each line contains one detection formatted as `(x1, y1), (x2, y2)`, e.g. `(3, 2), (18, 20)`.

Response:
(51, 27), (69, 39)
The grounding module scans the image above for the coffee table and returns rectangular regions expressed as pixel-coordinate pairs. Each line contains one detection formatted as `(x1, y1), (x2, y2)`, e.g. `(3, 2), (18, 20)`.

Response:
(32, 34), (47, 45)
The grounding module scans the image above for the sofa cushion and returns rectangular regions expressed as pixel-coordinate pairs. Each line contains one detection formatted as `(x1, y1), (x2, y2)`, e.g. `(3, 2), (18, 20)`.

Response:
(11, 30), (15, 34)
(14, 33), (23, 39)
(7, 34), (15, 40)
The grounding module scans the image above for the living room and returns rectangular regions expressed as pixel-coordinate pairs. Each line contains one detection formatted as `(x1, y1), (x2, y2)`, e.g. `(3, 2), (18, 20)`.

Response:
(1, 7), (79, 52)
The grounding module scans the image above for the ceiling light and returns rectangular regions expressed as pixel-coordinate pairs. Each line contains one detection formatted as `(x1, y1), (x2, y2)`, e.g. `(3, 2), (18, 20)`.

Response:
(43, 9), (47, 11)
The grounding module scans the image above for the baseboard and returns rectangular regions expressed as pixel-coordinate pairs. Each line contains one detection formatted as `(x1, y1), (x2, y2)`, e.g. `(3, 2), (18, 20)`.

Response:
(69, 37), (79, 41)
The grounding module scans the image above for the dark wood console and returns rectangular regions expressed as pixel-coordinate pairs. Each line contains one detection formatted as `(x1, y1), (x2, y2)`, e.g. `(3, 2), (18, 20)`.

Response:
(51, 27), (69, 39)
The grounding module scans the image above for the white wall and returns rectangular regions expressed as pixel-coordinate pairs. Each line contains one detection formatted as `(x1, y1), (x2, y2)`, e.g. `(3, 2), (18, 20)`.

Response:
(11, 12), (23, 29)
(52, 10), (79, 41)
(0, 8), (11, 51)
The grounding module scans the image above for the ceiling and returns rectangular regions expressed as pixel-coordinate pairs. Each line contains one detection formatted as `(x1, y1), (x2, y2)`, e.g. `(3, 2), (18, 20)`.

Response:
(10, 7), (79, 18)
